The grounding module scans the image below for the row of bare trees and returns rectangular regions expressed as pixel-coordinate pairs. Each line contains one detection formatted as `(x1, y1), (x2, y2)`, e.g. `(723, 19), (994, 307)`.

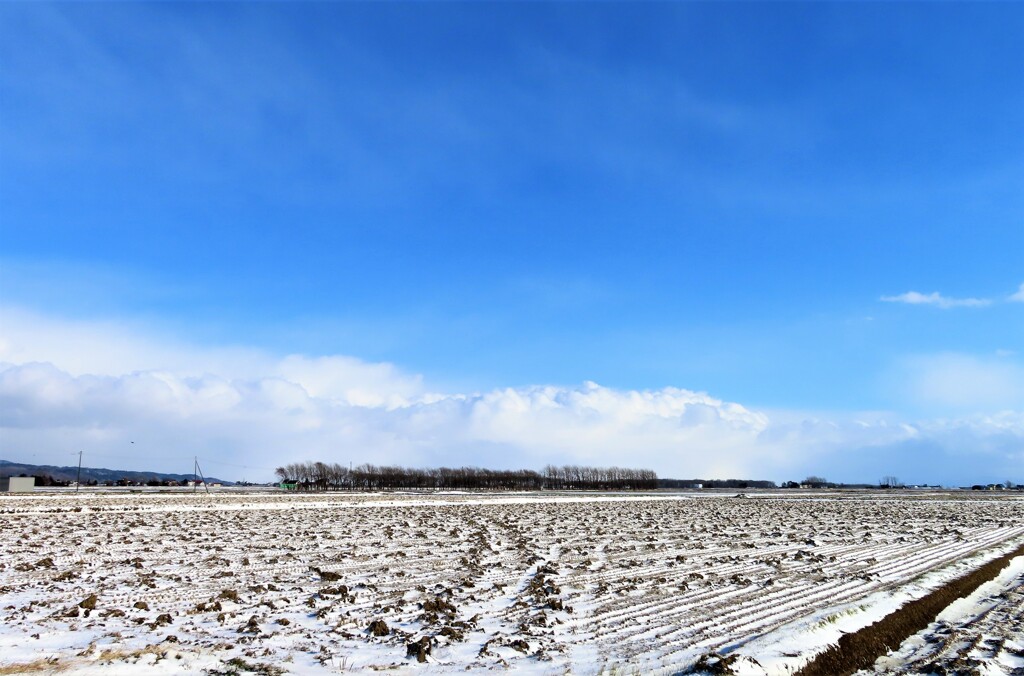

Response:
(273, 462), (657, 492)
(274, 462), (351, 491)
(541, 464), (658, 490)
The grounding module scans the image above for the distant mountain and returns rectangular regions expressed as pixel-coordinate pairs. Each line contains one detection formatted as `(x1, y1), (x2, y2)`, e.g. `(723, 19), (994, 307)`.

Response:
(0, 459), (231, 486)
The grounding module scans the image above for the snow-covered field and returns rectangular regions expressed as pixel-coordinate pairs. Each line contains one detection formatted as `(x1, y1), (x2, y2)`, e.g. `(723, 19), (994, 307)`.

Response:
(873, 552), (1024, 675)
(1, 490), (1022, 675)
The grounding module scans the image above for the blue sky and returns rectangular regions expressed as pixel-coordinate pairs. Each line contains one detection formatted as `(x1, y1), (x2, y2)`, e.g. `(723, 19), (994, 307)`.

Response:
(1, 3), (1022, 484)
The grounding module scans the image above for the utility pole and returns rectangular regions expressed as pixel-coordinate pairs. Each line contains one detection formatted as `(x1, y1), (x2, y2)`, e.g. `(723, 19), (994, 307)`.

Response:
(194, 456), (198, 494)
(194, 457), (210, 495)
(76, 451), (83, 494)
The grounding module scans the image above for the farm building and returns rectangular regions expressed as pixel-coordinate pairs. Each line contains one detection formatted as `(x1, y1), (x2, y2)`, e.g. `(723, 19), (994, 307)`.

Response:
(1, 476), (36, 493)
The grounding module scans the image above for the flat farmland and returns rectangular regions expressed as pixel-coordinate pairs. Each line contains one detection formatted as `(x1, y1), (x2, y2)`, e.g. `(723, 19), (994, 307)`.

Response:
(1, 491), (1023, 675)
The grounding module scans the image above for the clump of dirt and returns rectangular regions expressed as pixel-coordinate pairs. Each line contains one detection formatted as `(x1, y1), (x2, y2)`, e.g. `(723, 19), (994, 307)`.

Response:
(923, 656), (984, 675)
(438, 625), (465, 642)
(368, 619), (390, 636)
(421, 596), (456, 615)
(195, 600), (223, 613)
(407, 636), (434, 662)
(218, 589), (240, 602)
(134, 601), (149, 610)
(320, 585), (348, 596)
(78, 594), (97, 610)
(320, 585), (355, 602)
(688, 652), (743, 674)
(239, 615), (261, 634)
(311, 566), (343, 582)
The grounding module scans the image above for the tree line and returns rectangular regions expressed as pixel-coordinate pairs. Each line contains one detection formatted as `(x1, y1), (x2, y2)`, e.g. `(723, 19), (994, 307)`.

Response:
(273, 462), (658, 492)
(657, 478), (778, 489)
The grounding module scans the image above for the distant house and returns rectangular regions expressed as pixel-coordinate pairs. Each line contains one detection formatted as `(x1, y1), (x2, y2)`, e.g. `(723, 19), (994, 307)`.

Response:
(208, 482), (223, 488)
(1, 476), (35, 493)
(279, 481), (298, 491)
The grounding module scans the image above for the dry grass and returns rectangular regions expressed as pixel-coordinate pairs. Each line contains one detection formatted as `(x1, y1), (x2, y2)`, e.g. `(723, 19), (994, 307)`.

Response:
(94, 644), (166, 662)
(0, 657), (67, 675)
(0, 645), (169, 675)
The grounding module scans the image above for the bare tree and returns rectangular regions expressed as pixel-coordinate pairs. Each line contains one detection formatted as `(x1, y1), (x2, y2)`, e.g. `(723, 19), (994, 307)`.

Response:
(274, 461), (657, 492)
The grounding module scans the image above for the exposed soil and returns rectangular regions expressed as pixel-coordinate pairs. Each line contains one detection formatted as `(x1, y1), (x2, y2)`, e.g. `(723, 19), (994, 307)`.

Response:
(797, 543), (1024, 676)
(2, 491), (1022, 673)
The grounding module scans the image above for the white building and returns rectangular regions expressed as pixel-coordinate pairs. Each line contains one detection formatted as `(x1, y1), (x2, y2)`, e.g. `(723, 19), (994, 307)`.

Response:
(0, 477), (35, 493)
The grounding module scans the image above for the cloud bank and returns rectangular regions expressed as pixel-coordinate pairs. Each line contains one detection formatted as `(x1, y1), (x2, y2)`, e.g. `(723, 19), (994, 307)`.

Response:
(1, 307), (1022, 485)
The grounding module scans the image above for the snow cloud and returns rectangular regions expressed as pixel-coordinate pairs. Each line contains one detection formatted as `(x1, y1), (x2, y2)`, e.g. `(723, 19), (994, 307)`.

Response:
(1, 307), (1022, 485)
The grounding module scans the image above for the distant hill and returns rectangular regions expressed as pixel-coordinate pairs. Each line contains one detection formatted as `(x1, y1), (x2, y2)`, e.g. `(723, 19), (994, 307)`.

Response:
(0, 459), (231, 486)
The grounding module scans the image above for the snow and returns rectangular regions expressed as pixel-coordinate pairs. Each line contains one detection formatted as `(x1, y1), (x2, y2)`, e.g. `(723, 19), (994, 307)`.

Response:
(1, 489), (1022, 674)
(868, 548), (1024, 675)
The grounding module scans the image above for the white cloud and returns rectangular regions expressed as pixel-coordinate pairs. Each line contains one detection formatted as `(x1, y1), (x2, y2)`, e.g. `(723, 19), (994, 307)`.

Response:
(0, 361), (781, 480)
(277, 355), (425, 409)
(894, 353), (1024, 412)
(0, 306), (269, 378)
(1, 306), (1022, 485)
(0, 306), (421, 409)
(1009, 282), (1024, 303)
(880, 291), (991, 309)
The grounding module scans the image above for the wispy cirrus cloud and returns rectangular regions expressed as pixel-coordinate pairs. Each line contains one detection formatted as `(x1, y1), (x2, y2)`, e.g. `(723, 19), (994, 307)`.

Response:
(1009, 283), (1024, 303)
(881, 281), (1024, 309)
(880, 291), (992, 309)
